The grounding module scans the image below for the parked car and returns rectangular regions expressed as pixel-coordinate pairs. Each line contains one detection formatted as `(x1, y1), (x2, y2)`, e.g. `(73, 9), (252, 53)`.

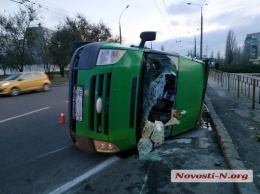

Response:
(0, 71), (51, 96)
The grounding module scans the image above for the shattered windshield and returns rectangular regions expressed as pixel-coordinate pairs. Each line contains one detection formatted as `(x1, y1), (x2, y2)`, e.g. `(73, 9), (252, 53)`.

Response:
(142, 53), (178, 123)
(138, 52), (183, 157)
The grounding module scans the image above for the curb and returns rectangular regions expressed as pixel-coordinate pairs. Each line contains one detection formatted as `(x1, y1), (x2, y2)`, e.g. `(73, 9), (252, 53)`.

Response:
(51, 83), (69, 87)
(205, 95), (259, 194)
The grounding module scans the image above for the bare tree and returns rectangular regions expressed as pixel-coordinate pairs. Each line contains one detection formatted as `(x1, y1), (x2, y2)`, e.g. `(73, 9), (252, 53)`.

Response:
(243, 44), (251, 64)
(225, 30), (237, 65)
(27, 25), (55, 78)
(233, 46), (243, 65)
(216, 51), (225, 65)
(217, 51), (221, 61)
(0, 53), (8, 75)
(0, 3), (39, 72)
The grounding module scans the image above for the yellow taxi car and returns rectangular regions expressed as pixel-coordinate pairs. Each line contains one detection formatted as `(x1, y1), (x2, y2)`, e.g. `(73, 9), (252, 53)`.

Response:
(0, 71), (51, 96)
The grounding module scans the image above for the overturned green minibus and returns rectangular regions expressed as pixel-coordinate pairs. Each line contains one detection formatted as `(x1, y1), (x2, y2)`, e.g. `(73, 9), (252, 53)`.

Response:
(68, 32), (209, 153)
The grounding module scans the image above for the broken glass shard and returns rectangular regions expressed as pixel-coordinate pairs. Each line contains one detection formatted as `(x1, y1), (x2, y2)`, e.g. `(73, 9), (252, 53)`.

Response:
(142, 120), (156, 138)
(142, 53), (177, 125)
(139, 152), (162, 161)
(137, 138), (153, 155)
(164, 126), (172, 137)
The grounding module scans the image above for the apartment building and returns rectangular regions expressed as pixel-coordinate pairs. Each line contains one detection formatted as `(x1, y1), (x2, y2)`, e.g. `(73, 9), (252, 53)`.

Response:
(244, 32), (260, 60)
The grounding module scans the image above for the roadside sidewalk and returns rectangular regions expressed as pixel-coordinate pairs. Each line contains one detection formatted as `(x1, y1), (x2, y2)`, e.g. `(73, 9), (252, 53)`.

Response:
(206, 78), (260, 194)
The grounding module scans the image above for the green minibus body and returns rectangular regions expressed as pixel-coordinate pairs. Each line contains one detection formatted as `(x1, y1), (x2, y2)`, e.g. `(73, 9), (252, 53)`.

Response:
(68, 32), (209, 153)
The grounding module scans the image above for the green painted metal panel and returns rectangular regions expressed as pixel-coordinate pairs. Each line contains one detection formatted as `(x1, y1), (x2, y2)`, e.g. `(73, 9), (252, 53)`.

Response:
(75, 49), (143, 151)
(172, 56), (205, 136)
(107, 50), (143, 151)
(76, 67), (112, 141)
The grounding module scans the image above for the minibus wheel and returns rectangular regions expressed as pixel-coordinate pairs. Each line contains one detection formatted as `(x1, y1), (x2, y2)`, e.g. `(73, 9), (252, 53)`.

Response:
(70, 133), (96, 153)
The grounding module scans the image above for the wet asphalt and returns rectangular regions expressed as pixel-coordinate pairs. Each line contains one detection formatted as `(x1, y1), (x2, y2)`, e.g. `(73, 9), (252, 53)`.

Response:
(62, 76), (260, 194)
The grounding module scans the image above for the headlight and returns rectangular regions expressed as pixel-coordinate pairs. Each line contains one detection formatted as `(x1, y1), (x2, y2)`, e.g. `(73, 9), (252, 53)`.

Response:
(2, 82), (11, 86)
(96, 49), (126, 65)
(93, 140), (120, 153)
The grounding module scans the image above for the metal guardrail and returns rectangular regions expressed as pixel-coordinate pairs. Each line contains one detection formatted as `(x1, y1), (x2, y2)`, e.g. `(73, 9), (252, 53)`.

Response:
(209, 70), (260, 109)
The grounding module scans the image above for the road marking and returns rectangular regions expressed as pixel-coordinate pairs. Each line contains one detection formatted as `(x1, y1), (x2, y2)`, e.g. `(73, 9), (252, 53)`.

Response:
(0, 107), (50, 124)
(34, 146), (71, 160)
(49, 156), (120, 194)
(5, 146), (72, 169)
(140, 164), (152, 194)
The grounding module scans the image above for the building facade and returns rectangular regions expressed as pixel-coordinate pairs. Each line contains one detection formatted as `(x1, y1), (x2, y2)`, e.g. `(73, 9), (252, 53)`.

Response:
(244, 32), (260, 60)
(27, 25), (53, 64)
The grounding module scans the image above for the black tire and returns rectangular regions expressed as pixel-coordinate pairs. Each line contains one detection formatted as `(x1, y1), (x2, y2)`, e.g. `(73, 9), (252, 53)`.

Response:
(11, 88), (20, 96)
(70, 133), (96, 154)
(42, 84), (50, 92)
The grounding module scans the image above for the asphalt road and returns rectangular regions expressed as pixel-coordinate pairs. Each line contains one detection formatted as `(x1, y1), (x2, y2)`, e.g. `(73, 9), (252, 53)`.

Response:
(69, 117), (236, 194)
(0, 85), (113, 194)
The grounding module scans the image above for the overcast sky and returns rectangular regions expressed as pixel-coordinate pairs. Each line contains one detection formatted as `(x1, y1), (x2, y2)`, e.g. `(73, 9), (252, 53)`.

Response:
(1, 0), (260, 58)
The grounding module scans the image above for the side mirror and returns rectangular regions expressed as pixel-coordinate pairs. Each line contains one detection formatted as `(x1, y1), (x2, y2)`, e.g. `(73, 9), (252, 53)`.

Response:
(139, 31), (156, 48)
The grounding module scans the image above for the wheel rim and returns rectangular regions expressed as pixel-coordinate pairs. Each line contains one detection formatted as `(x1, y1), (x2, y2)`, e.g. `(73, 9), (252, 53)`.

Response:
(11, 88), (19, 96)
(43, 84), (50, 91)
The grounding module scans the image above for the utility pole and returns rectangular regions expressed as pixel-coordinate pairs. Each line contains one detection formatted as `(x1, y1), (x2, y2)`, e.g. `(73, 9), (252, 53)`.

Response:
(205, 43), (209, 58)
(187, 2), (207, 59)
(194, 36), (197, 57)
(119, 5), (129, 44)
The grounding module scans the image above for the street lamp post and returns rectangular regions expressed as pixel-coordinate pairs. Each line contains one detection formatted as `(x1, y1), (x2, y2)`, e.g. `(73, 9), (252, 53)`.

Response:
(187, 2), (207, 59)
(119, 5), (129, 44)
(194, 36), (197, 57)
